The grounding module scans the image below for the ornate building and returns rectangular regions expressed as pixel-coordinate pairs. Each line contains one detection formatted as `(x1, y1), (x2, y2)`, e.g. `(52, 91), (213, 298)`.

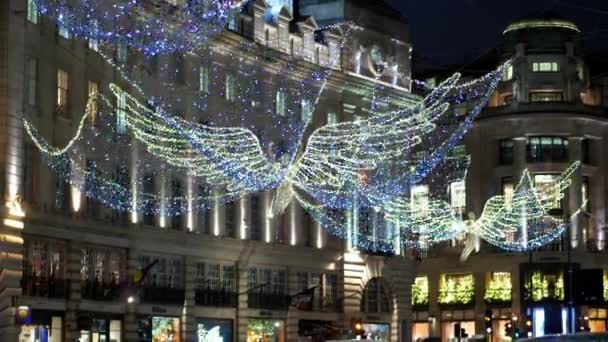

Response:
(0, 0), (419, 341)
(413, 14), (608, 342)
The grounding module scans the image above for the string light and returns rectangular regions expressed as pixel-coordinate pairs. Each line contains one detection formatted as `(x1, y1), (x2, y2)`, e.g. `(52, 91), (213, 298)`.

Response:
(33, 0), (248, 55)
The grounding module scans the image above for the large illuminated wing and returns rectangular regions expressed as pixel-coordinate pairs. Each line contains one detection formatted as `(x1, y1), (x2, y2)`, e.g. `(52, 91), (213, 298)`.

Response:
(474, 162), (581, 251)
(110, 84), (280, 193)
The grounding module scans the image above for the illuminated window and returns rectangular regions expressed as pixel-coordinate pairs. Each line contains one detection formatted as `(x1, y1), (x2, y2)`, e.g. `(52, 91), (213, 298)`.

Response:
(116, 43), (128, 64)
(604, 271), (608, 301)
(527, 136), (568, 163)
(361, 277), (391, 313)
(498, 139), (514, 165)
(524, 271), (564, 301)
(199, 66), (210, 94)
(301, 99), (313, 122)
(502, 177), (514, 208)
(116, 92), (127, 135)
(532, 62), (559, 72)
(450, 181), (466, 210)
(56, 69), (69, 114)
(327, 112), (337, 125)
(88, 20), (100, 51)
(27, 58), (38, 106)
(276, 89), (287, 116)
(411, 185), (429, 215)
(534, 174), (562, 210)
(438, 273), (475, 305)
(530, 91), (563, 103)
(87, 81), (98, 123)
(58, 16), (71, 39)
(485, 272), (512, 303)
(225, 74), (237, 102)
(27, 0), (38, 24)
(502, 65), (513, 81)
(412, 276), (429, 306)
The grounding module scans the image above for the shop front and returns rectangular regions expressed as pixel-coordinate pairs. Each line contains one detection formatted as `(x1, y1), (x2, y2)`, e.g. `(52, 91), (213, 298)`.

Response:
(298, 320), (340, 341)
(77, 314), (122, 342)
(246, 319), (285, 342)
(17, 309), (63, 342)
(361, 322), (390, 341)
(195, 318), (233, 342)
(411, 322), (430, 342)
(138, 316), (181, 342)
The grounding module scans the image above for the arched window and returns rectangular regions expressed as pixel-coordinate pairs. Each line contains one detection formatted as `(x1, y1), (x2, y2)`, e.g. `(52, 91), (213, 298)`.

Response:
(361, 277), (391, 313)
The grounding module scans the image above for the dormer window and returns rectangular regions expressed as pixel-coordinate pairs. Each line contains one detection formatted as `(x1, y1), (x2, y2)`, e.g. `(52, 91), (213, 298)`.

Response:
(502, 65), (513, 81)
(532, 62), (559, 72)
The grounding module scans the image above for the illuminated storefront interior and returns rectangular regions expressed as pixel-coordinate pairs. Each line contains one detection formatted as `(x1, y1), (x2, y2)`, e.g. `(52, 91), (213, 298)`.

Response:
(196, 319), (233, 342)
(411, 322), (430, 342)
(247, 319), (285, 342)
(18, 315), (62, 342)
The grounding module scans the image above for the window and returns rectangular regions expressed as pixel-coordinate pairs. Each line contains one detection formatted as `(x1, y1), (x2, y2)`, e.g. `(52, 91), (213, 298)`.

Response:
(227, 13), (238, 32)
(140, 256), (183, 289)
(88, 20), (100, 51)
(27, 0), (38, 24)
(327, 112), (337, 125)
(225, 200), (237, 238)
(582, 138), (591, 164)
(532, 62), (559, 72)
(80, 248), (123, 285)
(450, 181), (466, 210)
(502, 177), (514, 208)
(534, 174), (562, 210)
(116, 43), (128, 64)
(527, 136), (568, 163)
(22, 141), (38, 204)
(250, 195), (261, 240)
(56, 69), (69, 114)
(276, 89), (287, 116)
(502, 65), (513, 81)
(58, 16), (70, 39)
(225, 74), (237, 102)
(199, 66), (210, 94)
(412, 276), (429, 306)
(484, 272), (512, 303)
(248, 267), (286, 295)
(530, 91), (563, 103)
(87, 81), (99, 123)
(116, 93), (127, 135)
(27, 58), (38, 106)
(411, 185), (429, 215)
(361, 277), (390, 313)
(498, 139), (514, 165)
(301, 99), (313, 122)
(24, 239), (65, 280)
(438, 273), (475, 305)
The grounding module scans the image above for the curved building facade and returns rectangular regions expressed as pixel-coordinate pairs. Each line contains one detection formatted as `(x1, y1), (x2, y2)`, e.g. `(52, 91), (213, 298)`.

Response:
(413, 15), (608, 342)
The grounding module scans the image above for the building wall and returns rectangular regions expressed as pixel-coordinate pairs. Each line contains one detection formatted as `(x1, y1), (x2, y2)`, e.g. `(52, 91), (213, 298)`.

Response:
(0, 0), (417, 341)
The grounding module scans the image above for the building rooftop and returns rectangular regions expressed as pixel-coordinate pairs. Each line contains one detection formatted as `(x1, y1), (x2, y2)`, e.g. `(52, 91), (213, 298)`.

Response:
(503, 11), (580, 35)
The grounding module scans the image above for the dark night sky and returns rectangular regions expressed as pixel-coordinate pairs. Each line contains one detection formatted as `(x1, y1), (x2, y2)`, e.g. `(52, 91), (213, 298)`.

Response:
(383, 0), (608, 66)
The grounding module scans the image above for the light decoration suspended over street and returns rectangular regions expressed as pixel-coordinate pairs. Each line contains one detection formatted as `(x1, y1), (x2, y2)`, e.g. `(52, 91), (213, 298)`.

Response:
(32, 0), (248, 55)
(473, 162), (582, 252)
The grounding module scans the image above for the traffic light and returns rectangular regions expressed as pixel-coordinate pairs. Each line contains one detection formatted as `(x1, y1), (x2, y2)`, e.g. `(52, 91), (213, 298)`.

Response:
(352, 318), (365, 337)
(524, 317), (533, 338)
(513, 327), (520, 339)
(484, 310), (493, 334)
(505, 322), (513, 337)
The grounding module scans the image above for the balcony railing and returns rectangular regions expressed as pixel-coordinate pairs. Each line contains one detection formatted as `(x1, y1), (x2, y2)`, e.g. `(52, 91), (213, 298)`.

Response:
(195, 288), (238, 307)
(248, 291), (291, 310)
(21, 276), (68, 298)
(141, 286), (185, 304)
(81, 280), (121, 301)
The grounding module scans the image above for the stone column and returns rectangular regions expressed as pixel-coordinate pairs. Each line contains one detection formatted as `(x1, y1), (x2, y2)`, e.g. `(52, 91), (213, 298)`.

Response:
(473, 272), (486, 336)
(236, 261), (250, 341)
(568, 137), (584, 250)
(427, 272), (441, 338)
(182, 257), (196, 341)
(124, 251), (141, 341)
(64, 241), (83, 341)
(513, 137), (527, 181)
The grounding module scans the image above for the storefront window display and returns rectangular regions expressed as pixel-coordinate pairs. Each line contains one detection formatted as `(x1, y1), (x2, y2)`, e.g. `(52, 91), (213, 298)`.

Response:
(247, 319), (285, 342)
(196, 319), (233, 342)
(79, 319), (122, 342)
(19, 316), (62, 342)
(138, 317), (180, 342)
(361, 323), (390, 341)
